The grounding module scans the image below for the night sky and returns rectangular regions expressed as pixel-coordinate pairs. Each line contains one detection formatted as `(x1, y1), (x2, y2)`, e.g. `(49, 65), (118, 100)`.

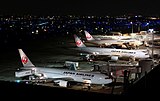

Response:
(0, 0), (159, 16)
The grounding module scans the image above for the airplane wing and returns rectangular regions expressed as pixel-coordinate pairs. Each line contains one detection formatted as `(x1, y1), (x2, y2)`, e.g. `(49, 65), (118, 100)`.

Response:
(15, 77), (74, 83)
(15, 74), (75, 88)
(47, 76), (74, 81)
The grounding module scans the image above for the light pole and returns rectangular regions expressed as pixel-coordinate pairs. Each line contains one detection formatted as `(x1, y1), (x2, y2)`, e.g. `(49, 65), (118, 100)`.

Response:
(130, 22), (133, 33)
(149, 29), (154, 59)
(138, 22), (141, 32)
(152, 31), (154, 59)
(146, 22), (149, 30)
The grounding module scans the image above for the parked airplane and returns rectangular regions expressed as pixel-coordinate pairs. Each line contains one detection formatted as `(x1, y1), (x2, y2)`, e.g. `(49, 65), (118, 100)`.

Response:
(15, 49), (112, 87)
(73, 34), (150, 61)
(84, 30), (131, 40)
(84, 30), (143, 48)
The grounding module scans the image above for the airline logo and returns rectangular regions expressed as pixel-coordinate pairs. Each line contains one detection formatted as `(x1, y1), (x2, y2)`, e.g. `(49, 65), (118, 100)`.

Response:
(76, 40), (82, 47)
(21, 56), (28, 64)
(86, 34), (92, 40)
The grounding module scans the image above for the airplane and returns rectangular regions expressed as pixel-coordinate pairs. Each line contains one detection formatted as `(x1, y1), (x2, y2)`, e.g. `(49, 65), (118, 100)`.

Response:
(84, 30), (131, 40)
(73, 34), (150, 61)
(84, 30), (143, 48)
(15, 49), (113, 87)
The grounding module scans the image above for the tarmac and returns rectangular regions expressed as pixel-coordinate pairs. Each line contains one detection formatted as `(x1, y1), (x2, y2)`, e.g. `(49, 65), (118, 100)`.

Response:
(0, 35), (160, 95)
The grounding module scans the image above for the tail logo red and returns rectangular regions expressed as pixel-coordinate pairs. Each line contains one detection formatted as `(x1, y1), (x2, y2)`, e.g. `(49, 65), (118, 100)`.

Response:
(22, 56), (28, 64)
(86, 34), (91, 39)
(76, 40), (81, 46)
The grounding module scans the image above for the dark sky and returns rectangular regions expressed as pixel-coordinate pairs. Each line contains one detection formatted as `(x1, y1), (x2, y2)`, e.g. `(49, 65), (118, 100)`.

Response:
(0, 0), (159, 16)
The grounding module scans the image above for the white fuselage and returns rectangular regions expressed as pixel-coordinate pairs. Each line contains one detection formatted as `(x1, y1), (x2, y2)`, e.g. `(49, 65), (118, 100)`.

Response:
(86, 38), (143, 46)
(92, 35), (131, 40)
(30, 67), (112, 85)
(74, 47), (150, 59)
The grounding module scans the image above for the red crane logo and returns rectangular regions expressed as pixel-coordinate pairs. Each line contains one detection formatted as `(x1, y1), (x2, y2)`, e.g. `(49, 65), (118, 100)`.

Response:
(76, 40), (82, 46)
(86, 34), (91, 39)
(21, 56), (28, 64)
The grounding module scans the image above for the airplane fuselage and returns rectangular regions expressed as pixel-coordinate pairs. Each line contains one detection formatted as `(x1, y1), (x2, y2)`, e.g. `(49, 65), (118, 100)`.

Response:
(86, 39), (143, 46)
(29, 67), (112, 85)
(74, 47), (150, 59)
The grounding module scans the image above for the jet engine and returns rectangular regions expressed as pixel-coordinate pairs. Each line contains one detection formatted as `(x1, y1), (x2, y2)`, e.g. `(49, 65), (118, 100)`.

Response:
(111, 56), (119, 61)
(53, 80), (68, 87)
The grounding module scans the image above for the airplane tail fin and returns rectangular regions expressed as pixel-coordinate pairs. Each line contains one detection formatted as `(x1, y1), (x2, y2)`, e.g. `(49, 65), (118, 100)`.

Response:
(84, 30), (95, 41)
(73, 34), (86, 47)
(18, 49), (35, 67)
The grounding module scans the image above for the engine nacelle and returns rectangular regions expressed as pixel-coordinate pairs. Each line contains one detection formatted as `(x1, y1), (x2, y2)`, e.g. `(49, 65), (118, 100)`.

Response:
(129, 56), (135, 62)
(35, 73), (43, 77)
(53, 80), (68, 87)
(34, 73), (47, 80)
(82, 80), (91, 89)
(111, 56), (119, 61)
(83, 79), (91, 84)
(92, 52), (99, 55)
